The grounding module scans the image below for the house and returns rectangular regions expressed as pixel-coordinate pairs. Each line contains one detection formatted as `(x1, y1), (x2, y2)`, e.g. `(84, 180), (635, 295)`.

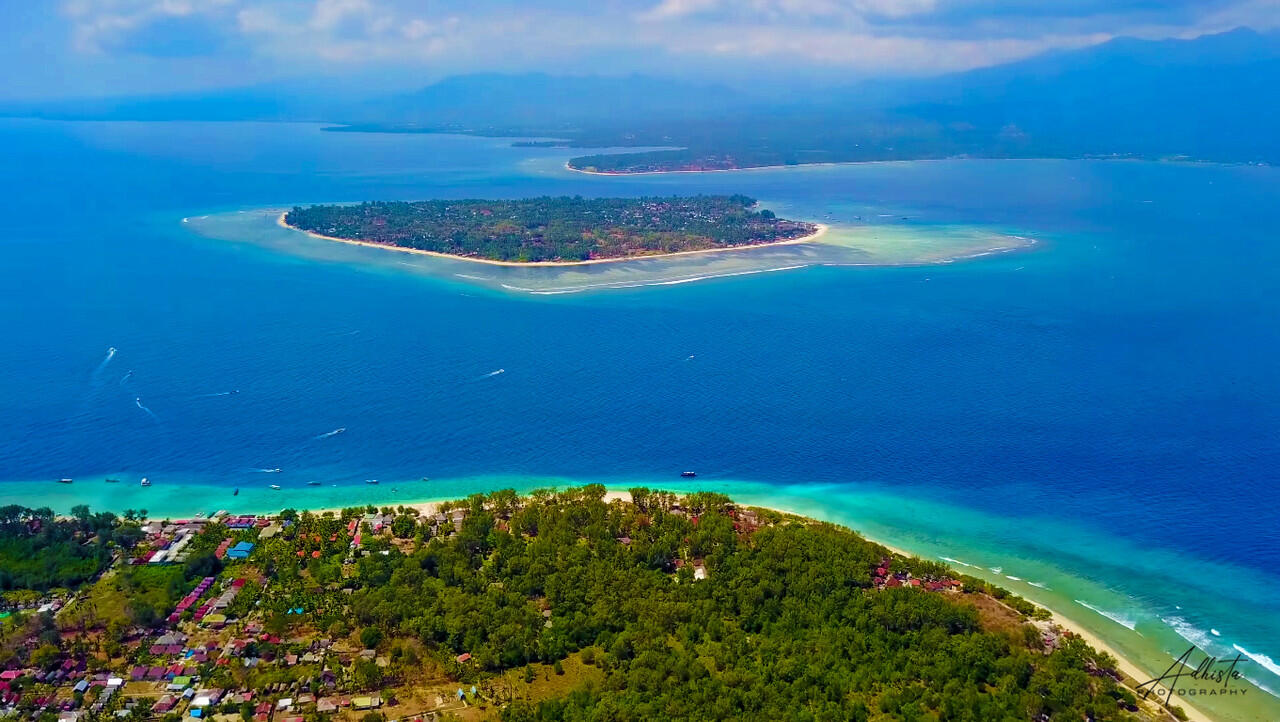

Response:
(455, 653), (471, 664)
(226, 542), (254, 560)
(315, 699), (337, 713)
(351, 696), (381, 710)
(153, 696), (177, 713)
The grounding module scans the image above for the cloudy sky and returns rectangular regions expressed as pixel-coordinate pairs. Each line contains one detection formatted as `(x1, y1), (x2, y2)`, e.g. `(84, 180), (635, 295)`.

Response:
(2, 0), (1277, 98)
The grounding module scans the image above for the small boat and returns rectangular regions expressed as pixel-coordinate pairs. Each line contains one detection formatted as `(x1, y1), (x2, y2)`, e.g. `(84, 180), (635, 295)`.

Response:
(680, 471), (697, 478)
(140, 477), (151, 487)
(105, 478), (120, 483)
(364, 479), (379, 485)
(420, 477), (430, 482)
(264, 468), (282, 473)
(307, 481), (322, 486)
(233, 488), (239, 496)
(269, 484), (281, 491)
(57, 478), (73, 484)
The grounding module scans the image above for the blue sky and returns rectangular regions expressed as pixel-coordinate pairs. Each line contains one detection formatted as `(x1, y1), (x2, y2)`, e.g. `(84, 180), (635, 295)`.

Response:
(2, 0), (1277, 99)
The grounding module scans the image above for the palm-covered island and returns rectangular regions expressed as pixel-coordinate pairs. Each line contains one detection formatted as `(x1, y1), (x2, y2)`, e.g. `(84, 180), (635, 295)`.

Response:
(0, 487), (1190, 721)
(282, 195), (820, 264)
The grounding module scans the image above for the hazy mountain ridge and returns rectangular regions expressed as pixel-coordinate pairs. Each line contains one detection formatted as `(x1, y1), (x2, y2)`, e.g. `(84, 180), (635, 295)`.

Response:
(4, 29), (1276, 164)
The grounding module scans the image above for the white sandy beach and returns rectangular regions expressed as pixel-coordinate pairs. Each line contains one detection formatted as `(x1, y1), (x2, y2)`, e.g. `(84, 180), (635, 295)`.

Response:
(276, 212), (829, 267)
(146, 488), (1213, 721)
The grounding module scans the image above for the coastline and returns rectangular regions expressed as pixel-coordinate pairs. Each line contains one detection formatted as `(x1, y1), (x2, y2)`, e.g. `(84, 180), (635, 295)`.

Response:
(275, 212), (829, 267)
(562, 155), (1256, 177)
(688, 493), (1214, 721)
(77, 484), (1210, 721)
(565, 160), (871, 177)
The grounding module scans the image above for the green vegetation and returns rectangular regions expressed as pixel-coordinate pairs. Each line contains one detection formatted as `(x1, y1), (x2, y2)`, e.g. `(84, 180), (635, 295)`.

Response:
(0, 490), (1153, 721)
(67, 565), (188, 631)
(0, 504), (138, 592)
(283, 195), (817, 263)
(242, 487), (1134, 720)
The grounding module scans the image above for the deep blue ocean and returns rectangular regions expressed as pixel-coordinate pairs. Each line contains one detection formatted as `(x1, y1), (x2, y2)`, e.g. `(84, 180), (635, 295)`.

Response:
(1, 119), (1277, 718)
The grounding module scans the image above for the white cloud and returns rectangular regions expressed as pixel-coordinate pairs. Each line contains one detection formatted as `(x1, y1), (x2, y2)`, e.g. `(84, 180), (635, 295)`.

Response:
(639, 0), (937, 23)
(57, 0), (1277, 76)
(62, 0), (238, 52)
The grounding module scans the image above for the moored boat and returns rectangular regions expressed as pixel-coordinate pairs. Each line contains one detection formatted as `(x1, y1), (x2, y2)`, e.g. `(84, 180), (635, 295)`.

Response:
(140, 477), (151, 487)
(681, 471), (697, 478)
(57, 478), (73, 484)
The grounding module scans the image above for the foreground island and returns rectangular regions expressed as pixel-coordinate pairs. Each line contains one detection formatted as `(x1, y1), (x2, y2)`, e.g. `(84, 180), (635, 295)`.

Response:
(281, 195), (822, 265)
(0, 487), (1200, 721)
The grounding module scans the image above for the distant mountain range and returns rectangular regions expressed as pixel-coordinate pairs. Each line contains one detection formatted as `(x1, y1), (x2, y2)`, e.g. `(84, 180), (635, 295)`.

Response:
(5, 28), (1276, 165)
(881, 27), (1280, 162)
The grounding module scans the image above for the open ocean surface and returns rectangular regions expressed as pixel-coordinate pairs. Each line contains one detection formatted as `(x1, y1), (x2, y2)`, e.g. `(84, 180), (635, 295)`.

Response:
(1, 119), (1278, 719)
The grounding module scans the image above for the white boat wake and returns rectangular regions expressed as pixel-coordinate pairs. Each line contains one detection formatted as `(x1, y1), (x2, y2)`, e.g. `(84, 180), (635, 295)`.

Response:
(134, 397), (158, 420)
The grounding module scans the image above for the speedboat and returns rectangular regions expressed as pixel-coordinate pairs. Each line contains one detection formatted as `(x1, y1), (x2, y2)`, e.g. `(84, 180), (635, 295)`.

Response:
(140, 477), (152, 487)
(680, 471), (697, 478)
(364, 479), (379, 485)
(307, 481), (322, 486)
(57, 478), (73, 484)
(269, 484), (281, 491)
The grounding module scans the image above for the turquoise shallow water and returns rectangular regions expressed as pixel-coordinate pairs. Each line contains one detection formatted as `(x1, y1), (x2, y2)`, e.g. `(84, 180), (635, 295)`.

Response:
(1, 119), (1279, 719)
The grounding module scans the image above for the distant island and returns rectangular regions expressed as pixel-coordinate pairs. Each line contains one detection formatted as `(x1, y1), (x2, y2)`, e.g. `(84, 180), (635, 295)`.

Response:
(281, 195), (822, 265)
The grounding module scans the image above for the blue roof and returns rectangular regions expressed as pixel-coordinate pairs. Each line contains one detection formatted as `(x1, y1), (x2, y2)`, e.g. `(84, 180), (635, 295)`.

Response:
(230, 541), (254, 552)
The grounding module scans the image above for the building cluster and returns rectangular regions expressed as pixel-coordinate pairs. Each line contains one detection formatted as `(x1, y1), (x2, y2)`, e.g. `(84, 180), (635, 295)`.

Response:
(871, 557), (965, 592)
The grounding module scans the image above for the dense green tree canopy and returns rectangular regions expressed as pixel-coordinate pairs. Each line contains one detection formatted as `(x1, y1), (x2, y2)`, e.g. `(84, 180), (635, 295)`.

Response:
(284, 196), (817, 262)
(0, 504), (126, 591)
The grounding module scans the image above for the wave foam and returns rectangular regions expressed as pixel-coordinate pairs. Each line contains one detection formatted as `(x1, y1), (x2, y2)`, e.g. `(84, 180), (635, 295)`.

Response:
(1163, 616), (1216, 650)
(1075, 600), (1138, 630)
(1235, 644), (1280, 680)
